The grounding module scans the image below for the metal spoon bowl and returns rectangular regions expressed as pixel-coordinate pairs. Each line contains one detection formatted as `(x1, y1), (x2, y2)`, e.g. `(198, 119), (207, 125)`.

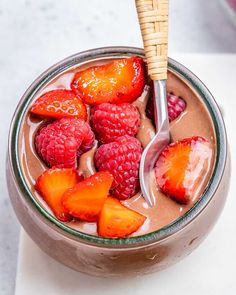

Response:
(139, 80), (170, 206)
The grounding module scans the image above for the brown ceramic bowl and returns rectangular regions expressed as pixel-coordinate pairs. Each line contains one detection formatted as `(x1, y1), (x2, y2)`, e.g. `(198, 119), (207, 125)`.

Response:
(7, 47), (230, 276)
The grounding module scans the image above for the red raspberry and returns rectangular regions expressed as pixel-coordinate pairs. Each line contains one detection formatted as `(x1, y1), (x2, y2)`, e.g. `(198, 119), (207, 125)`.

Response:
(90, 103), (140, 144)
(167, 94), (186, 122)
(35, 118), (95, 168)
(95, 135), (142, 200)
(146, 93), (186, 124)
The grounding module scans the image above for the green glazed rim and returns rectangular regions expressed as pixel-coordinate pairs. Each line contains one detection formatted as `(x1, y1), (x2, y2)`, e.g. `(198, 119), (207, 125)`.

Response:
(8, 46), (227, 247)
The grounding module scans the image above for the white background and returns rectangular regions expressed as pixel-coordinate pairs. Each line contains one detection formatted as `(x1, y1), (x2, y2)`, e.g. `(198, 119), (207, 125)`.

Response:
(0, 0), (236, 294)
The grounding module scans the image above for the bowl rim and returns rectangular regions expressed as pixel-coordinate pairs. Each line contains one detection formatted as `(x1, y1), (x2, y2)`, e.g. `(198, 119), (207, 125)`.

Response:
(8, 46), (227, 247)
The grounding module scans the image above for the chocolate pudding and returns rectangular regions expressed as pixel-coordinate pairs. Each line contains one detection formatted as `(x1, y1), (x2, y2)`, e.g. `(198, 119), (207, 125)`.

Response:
(19, 58), (216, 237)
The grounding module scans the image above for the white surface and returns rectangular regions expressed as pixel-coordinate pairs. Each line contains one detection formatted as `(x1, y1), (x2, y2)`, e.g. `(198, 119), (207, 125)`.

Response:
(1, 0), (236, 294)
(14, 55), (236, 295)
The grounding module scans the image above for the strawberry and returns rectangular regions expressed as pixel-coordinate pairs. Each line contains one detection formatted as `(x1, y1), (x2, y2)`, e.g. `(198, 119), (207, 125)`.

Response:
(155, 136), (213, 204)
(30, 89), (87, 120)
(98, 197), (146, 238)
(35, 168), (80, 222)
(90, 102), (141, 144)
(71, 56), (145, 105)
(62, 171), (113, 222)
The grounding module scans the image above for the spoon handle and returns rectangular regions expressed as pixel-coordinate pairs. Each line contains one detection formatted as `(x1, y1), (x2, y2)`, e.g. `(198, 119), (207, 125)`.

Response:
(135, 0), (169, 81)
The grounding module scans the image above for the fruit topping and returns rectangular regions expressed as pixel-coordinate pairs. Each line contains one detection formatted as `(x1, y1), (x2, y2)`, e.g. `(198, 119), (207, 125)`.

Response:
(155, 136), (213, 204)
(98, 197), (146, 238)
(62, 171), (113, 222)
(35, 118), (95, 168)
(167, 94), (186, 122)
(30, 89), (87, 120)
(95, 135), (142, 200)
(146, 93), (186, 124)
(28, 54), (215, 239)
(35, 168), (80, 222)
(71, 56), (145, 105)
(90, 102), (141, 144)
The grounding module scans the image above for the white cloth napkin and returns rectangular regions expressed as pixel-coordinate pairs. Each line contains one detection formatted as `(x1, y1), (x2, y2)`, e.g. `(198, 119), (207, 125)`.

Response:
(15, 55), (236, 295)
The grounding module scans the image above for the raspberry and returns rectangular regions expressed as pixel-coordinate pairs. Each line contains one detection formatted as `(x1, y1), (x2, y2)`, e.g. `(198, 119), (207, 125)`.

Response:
(146, 93), (186, 124)
(95, 135), (142, 200)
(90, 103), (140, 144)
(35, 118), (95, 168)
(167, 94), (186, 122)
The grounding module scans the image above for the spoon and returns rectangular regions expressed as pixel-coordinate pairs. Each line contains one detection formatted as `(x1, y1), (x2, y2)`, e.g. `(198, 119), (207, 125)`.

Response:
(135, 0), (170, 206)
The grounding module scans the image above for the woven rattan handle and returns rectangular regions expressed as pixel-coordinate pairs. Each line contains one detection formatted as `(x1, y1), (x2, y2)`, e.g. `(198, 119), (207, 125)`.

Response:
(135, 0), (169, 80)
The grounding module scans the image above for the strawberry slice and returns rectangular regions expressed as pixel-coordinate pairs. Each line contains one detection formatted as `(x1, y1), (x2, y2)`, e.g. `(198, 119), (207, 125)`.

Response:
(71, 56), (145, 105)
(30, 89), (87, 120)
(62, 171), (113, 222)
(98, 197), (146, 238)
(155, 136), (213, 204)
(35, 168), (80, 222)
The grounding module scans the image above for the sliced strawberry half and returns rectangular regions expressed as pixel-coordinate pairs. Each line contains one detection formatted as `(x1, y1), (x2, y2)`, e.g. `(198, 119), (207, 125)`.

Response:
(62, 171), (113, 222)
(155, 136), (213, 204)
(97, 197), (146, 238)
(71, 56), (145, 105)
(35, 168), (81, 222)
(98, 197), (146, 238)
(30, 89), (87, 120)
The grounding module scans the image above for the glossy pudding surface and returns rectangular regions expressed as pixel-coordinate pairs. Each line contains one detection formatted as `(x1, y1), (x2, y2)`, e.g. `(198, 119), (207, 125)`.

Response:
(19, 57), (216, 237)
